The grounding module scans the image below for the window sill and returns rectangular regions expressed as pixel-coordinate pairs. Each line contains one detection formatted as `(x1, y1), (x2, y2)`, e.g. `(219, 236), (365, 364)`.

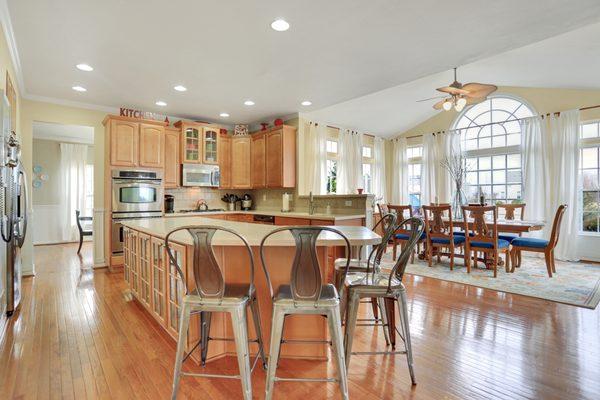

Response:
(578, 231), (600, 238)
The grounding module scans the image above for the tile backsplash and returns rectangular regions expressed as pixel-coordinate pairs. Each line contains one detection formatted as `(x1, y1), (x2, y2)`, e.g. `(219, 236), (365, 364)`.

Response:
(165, 188), (249, 210)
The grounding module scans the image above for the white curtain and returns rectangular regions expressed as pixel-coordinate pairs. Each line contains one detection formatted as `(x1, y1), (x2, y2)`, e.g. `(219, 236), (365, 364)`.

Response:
(303, 122), (327, 195)
(441, 131), (461, 202)
(391, 137), (409, 204)
(59, 143), (89, 242)
(547, 110), (580, 260)
(421, 133), (441, 205)
(337, 129), (363, 194)
(520, 116), (548, 237)
(372, 137), (387, 201)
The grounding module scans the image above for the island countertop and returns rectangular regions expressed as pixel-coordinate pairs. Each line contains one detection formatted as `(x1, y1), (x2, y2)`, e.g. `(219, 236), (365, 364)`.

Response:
(121, 216), (380, 247)
(164, 209), (366, 221)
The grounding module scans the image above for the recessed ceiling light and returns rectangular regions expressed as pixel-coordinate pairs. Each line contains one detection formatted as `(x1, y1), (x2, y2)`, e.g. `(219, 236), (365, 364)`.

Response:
(301, 100), (312, 106)
(219, 112), (230, 118)
(244, 100), (255, 106)
(155, 101), (167, 107)
(76, 63), (93, 72)
(173, 85), (187, 92)
(72, 86), (87, 92)
(271, 19), (290, 32)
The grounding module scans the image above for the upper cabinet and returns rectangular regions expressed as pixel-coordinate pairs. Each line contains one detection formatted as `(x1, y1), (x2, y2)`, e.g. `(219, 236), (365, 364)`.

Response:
(266, 126), (296, 188)
(231, 136), (252, 189)
(202, 127), (220, 164)
(105, 116), (165, 168)
(179, 123), (201, 163)
(164, 128), (180, 188)
(251, 133), (266, 188)
(139, 123), (165, 168)
(219, 133), (232, 189)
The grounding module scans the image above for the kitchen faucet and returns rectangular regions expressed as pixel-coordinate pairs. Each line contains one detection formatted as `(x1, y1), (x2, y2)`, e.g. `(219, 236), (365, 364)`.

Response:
(308, 191), (316, 215)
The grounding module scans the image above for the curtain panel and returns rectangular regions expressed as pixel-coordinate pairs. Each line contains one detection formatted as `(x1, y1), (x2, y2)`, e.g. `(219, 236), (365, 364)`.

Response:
(303, 122), (328, 195)
(372, 137), (387, 201)
(59, 143), (89, 242)
(391, 137), (409, 204)
(337, 129), (363, 194)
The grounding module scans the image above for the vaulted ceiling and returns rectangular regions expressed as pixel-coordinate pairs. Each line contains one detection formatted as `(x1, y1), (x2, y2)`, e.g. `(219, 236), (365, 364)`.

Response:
(7, 0), (600, 135)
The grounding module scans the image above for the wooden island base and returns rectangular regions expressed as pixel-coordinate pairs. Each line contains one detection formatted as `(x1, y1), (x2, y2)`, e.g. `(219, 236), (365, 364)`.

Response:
(123, 228), (331, 363)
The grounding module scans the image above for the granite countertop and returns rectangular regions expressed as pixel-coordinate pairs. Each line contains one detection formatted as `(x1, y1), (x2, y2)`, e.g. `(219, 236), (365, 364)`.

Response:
(122, 216), (380, 247)
(164, 209), (367, 221)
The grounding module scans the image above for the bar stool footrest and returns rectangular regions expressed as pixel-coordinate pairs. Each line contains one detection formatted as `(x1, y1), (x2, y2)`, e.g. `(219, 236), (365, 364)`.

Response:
(275, 377), (338, 383)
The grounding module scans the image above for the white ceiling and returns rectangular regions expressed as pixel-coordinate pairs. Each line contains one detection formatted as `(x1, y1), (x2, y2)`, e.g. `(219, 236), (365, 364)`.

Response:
(7, 0), (600, 133)
(32, 121), (94, 145)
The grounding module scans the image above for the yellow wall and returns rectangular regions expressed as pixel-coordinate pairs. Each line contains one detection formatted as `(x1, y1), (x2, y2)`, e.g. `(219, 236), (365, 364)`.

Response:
(397, 86), (600, 140)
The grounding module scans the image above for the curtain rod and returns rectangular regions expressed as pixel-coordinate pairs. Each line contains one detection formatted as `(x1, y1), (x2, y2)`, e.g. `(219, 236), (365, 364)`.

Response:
(405, 103), (600, 139)
(310, 121), (375, 138)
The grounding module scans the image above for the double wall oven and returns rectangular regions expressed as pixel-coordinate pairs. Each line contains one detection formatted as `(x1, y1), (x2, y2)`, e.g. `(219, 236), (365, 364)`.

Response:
(111, 169), (163, 254)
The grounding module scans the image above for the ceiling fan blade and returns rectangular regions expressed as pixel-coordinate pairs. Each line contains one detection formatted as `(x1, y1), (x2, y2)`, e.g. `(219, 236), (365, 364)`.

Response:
(465, 97), (486, 106)
(416, 95), (446, 102)
(436, 85), (469, 96)
(433, 98), (446, 110)
(462, 83), (498, 98)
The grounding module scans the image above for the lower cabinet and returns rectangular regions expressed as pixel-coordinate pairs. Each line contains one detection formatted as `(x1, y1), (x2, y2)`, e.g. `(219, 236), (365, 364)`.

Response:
(138, 233), (152, 309)
(151, 237), (167, 325)
(129, 230), (140, 298)
(123, 228), (131, 286)
(166, 241), (186, 339)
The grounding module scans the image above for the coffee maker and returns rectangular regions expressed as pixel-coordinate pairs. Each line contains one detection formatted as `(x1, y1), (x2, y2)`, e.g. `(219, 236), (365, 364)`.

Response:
(241, 194), (252, 211)
(164, 194), (175, 213)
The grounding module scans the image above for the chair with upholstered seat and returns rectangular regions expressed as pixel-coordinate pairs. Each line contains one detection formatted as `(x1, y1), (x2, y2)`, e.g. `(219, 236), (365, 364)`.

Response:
(260, 226), (351, 400)
(497, 203), (526, 243)
(76, 210), (93, 254)
(167, 226), (267, 400)
(388, 204), (425, 261)
(461, 205), (511, 277)
(422, 205), (465, 270)
(509, 205), (567, 278)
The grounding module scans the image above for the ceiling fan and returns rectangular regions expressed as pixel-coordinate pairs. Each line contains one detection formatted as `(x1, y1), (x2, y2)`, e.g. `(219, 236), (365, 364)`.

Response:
(418, 67), (498, 112)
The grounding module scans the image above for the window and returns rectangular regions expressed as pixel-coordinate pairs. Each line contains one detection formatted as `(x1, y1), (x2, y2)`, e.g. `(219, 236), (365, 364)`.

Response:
(580, 121), (600, 234)
(326, 138), (338, 193)
(407, 145), (422, 207)
(326, 140), (338, 153)
(453, 96), (534, 205)
(362, 145), (373, 193)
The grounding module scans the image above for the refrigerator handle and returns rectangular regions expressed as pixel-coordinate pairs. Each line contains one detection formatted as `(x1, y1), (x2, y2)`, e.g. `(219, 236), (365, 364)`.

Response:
(16, 169), (27, 247)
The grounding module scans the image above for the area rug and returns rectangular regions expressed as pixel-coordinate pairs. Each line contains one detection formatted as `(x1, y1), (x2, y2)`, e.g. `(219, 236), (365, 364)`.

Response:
(379, 252), (600, 309)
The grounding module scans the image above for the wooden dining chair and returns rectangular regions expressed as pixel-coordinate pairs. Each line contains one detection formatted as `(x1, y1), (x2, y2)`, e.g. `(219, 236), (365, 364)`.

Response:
(509, 205), (567, 278)
(76, 210), (93, 254)
(497, 203), (526, 243)
(421, 205), (465, 270)
(388, 204), (424, 262)
(461, 205), (511, 277)
(377, 203), (392, 253)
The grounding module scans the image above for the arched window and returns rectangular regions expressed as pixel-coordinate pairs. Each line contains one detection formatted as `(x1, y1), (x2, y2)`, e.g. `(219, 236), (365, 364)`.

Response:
(452, 95), (535, 204)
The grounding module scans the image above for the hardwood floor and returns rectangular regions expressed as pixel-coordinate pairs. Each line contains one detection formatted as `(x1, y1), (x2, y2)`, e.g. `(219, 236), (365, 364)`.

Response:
(1, 243), (599, 399)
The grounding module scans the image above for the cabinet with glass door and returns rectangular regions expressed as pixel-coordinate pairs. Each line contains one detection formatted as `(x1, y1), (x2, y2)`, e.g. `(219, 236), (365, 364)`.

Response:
(129, 229), (140, 298)
(202, 127), (220, 164)
(175, 121), (202, 163)
(166, 241), (186, 339)
(138, 233), (152, 310)
(150, 237), (167, 326)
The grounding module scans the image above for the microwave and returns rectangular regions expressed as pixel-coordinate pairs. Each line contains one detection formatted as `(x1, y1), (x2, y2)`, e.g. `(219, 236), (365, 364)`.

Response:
(182, 164), (220, 187)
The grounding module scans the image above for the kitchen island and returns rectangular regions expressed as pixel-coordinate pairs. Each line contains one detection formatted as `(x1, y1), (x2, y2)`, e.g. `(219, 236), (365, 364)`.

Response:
(121, 216), (380, 363)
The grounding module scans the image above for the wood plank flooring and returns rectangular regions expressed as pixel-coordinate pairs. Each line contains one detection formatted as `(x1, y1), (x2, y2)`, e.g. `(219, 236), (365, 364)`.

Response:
(1, 243), (599, 399)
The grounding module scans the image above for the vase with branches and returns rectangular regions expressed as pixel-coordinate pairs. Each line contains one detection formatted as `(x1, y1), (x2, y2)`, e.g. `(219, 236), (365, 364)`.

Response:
(440, 153), (471, 220)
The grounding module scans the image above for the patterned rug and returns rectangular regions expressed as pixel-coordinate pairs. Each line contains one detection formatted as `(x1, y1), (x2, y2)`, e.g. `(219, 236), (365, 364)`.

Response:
(379, 252), (600, 309)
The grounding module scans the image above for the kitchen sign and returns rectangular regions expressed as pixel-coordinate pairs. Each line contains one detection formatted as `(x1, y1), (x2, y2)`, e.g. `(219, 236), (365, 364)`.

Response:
(120, 107), (166, 121)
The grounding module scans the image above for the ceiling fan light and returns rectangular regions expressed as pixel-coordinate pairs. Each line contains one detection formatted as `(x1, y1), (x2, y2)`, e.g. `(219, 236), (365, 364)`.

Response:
(442, 99), (453, 111)
(455, 97), (467, 111)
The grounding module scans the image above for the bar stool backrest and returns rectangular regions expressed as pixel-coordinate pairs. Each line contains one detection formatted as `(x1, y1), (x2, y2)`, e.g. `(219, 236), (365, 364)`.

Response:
(386, 217), (424, 289)
(377, 203), (389, 216)
(260, 226), (351, 305)
(165, 225), (255, 299)
(366, 213), (397, 272)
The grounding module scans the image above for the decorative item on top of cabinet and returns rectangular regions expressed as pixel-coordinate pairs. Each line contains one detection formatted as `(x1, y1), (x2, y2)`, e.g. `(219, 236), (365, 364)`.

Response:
(202, 126), (220, 164)
(139, 123), (165, 168)
(164, 127), (180, 188)
(266, 125), (296, 188)
(219, 133), (232, 189)
(251, 132), (266, 188)
(231, 136), (252, 189)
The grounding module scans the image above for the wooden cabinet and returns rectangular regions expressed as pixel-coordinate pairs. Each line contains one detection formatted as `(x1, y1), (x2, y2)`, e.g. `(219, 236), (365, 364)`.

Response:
(231, 137), (251, 189)
(251, 133), (266, 188)
(219, 134), (231, 189)
(110, 119), (139, 167)
(150, 237), (167, 325)
(202, 127), (220, 164)
(129, 229), (140, 297)
(139, 123), (165, 168)
(123, 228), (131, 286)
(226, 214), (254, 223)
(266, 126), (296, 188)
(138, 233), (152, 309)
(166, 241), (186, 338)
(180, 124), (202, 163)
(164, 128), (180, 188)
(274, 216), (311, 226)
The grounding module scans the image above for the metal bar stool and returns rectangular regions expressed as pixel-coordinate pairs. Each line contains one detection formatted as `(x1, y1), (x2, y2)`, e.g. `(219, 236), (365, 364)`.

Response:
(333, 213), (397, 345)
(167, 226), (267, 400)
(344, 217), (424, 385)
(260, 226), (352, 400)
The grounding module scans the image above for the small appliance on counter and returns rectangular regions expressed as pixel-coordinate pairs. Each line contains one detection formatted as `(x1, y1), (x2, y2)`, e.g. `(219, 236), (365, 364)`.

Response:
(241, 194), (252, 211)
(282, 192), (291, 212)
(164, 194), (174, 213)
(221, 193), (239, 211)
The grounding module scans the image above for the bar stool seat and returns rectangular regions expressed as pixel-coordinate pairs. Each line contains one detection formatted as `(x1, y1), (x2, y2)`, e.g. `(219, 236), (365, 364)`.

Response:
(345, 271), (402, 288)
(188, 284), (254, 304)
(275, 284), (338, 306)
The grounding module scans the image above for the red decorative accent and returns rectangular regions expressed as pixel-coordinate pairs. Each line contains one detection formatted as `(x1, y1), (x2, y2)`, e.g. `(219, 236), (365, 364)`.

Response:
(261, 123), (269, 131)
(274, 118), (284, 126)
(164, 116), (169, 124)
(357, 188), (364, 194)
(220, 128), (228, 135)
